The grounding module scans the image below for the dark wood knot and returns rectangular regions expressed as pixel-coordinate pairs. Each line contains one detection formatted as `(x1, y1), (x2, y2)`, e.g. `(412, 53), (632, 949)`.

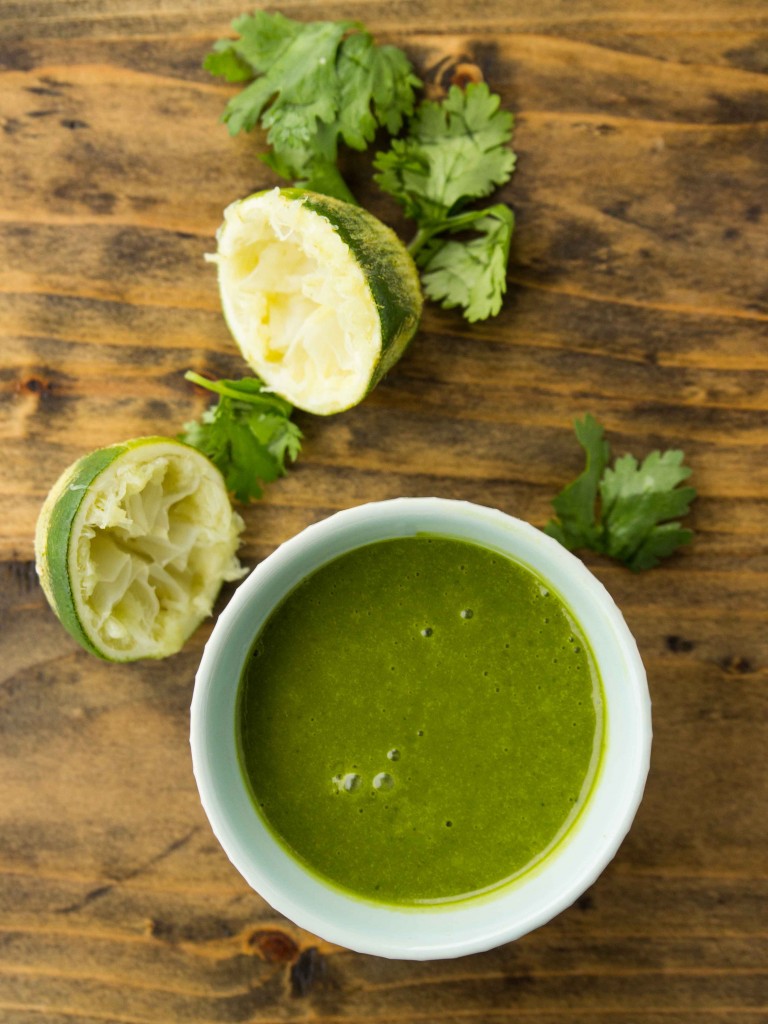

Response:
(290, 946), (326, 997)
(666, 635), (694, 653)
(720, 655), (755, 675)
(21, 376), (53, 397)
(246, 927), (299, 963)
(450, 62), (485, 89)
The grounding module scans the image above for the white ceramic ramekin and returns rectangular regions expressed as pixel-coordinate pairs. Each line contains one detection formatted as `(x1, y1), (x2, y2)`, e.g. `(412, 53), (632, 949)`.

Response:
(190, 498), (651, 960)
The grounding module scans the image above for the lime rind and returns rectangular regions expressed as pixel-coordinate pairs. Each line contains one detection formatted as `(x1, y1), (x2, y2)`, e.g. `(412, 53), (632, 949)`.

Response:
(212, 187), (422, 415)
(35, 444), (120, 659)
(35, 438), (245, 661)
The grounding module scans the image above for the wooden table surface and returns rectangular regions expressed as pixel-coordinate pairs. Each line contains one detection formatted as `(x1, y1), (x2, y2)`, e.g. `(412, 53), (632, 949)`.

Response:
(1, 1), (767, 1021)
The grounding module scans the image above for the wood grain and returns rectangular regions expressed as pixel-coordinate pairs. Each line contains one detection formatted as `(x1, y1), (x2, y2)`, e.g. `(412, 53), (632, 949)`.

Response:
(1, 1), (767, 1021)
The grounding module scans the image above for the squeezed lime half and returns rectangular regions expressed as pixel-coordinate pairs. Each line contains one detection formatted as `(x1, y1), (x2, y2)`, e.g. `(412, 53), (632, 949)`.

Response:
(35, 437), (245, 661)
(211, 187), (423, 415)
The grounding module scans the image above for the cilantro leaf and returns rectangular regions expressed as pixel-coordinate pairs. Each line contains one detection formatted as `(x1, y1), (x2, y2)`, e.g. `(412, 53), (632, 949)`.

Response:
(545, 414), (610, 554)
(205, 11), (420, 202)
(545, 415), (696, 571)
(204, 41), (253, 83)
(336, 33), (420, 149)
(179, 372), (302, 503)
(419, 205), (514, 322)
(207, 13), (352, 138)
(599, 451), (697, 570)
(374, 83), (516, 221)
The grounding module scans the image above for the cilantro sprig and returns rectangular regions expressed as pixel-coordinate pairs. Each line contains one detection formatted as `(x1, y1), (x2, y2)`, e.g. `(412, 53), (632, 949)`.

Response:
(205, 11), (420, 204)
(180, 372), (302, 502)
(545, 415), (697, 571)
(205, 11), (516, 323)
(374, 82), (516, 322)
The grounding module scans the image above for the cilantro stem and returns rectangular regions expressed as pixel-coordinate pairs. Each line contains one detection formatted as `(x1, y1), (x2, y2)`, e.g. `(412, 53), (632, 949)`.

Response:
(407, 205), (513, 260)
(184, 370), (290, 413)
(407, 226), (436, 259)
(184, 370), (242, 401)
